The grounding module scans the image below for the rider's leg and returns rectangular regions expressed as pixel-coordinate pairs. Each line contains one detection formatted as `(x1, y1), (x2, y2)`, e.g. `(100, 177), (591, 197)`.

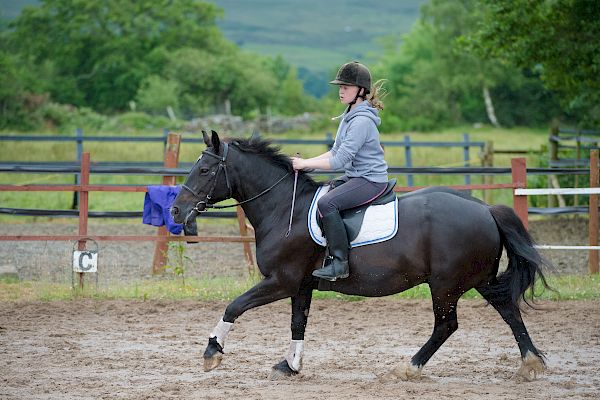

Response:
(313, 177), (387, 281)
(313, 210), (350, 280)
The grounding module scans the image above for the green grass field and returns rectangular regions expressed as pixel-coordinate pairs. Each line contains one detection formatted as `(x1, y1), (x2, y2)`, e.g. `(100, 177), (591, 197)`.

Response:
(0, 125), (550, 220)
(0, 273), (598, 302)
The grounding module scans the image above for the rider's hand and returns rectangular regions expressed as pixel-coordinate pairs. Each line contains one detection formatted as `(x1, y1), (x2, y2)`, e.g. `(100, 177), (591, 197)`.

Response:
(291, 157), (305, 171)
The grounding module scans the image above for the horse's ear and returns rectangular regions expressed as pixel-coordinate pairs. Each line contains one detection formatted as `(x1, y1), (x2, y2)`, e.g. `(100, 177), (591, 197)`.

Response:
(210, 130), (221, 153)
(202, 130), (211, 147)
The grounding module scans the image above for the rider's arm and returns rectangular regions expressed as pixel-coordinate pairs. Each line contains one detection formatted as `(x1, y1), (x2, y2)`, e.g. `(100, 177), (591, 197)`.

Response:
(292, 153), (332, 170)
(312, 151), (333, 161)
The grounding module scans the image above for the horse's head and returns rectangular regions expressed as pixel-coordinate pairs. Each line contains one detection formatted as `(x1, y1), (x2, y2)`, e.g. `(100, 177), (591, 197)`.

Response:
(171, 130), (233, 229)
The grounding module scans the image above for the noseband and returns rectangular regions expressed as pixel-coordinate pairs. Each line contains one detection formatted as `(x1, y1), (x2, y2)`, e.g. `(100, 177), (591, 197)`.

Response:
(181, 142), (290, 224)
(182, 142), (232, 220)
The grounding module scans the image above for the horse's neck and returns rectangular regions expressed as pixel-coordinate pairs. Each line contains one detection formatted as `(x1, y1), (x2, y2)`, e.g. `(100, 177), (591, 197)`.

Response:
(234, 163), (315, 234)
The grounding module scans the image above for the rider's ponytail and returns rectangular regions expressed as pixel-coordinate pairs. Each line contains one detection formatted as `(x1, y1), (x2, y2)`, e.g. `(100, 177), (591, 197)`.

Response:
(367, 79), (387, 111)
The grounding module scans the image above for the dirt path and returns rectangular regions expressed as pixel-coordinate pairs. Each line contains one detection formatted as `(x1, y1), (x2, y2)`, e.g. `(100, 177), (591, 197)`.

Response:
(1, 298), (599, 399)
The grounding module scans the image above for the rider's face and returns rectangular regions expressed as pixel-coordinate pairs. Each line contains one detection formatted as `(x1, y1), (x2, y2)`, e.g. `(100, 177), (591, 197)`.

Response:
(339, 85), (360, 105)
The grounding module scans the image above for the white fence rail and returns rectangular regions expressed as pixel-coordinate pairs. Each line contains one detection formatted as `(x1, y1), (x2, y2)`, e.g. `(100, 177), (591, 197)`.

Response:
(515, 188), (600, 196)
(514, 159), (599, 273)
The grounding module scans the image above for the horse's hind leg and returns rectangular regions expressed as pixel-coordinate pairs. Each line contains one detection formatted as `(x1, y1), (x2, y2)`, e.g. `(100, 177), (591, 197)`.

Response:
(386, 293), (460, 381)
(271, 277), (314, 378)
(476, 284), (545, 381)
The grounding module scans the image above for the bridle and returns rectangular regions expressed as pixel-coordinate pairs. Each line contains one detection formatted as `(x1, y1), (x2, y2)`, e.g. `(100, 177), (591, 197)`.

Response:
(181, 142), (290, 224)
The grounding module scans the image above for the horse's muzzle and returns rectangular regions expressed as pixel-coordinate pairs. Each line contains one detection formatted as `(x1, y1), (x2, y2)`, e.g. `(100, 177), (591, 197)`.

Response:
(183, 209), (198, 226)
(171, 206), (184, 224)
(172, 206), (199, 239)
(183, 219), (198, 237)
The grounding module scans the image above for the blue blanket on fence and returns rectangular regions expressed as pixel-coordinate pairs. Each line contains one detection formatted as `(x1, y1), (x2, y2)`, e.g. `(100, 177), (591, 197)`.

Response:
(143, 185), (183, 234)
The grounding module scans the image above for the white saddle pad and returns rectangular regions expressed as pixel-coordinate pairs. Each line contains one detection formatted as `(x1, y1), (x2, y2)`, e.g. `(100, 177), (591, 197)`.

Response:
(308, 185), (398, 248)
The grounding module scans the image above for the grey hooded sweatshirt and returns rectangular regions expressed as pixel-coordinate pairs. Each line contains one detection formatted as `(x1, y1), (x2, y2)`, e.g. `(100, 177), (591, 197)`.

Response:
(329, 101), (388, 183)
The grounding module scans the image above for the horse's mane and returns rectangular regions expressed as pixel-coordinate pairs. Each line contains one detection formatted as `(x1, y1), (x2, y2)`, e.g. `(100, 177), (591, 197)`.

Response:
(228, 136), (318, 185)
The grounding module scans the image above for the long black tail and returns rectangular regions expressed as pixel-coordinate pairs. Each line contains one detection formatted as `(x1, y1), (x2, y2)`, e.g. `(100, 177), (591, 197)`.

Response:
(488, 205), (552, 309)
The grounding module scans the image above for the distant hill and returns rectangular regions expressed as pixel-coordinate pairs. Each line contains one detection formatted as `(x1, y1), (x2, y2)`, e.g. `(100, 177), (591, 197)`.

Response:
(1, 0), (425, 97)
(0, 0), (38, 19)
(209, 0), (425, 96)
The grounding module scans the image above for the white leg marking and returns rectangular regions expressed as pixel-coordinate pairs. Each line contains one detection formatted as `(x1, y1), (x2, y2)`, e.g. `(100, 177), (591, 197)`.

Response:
(285, 340), (304, 372)
(210, 318), (233, 347)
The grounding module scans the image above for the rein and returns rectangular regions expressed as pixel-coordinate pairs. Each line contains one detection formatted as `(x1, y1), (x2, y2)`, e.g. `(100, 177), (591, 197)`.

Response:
(200, 172), (290, 210)
(181, 142), (295, 228)
(285, 155), (301, 237)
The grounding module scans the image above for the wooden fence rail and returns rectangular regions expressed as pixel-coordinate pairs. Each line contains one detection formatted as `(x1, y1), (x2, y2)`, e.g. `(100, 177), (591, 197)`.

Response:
(1, 130), (487, 186)
(0, 152), (529, 261)
(2, 149), (598, 275)
(0, 132), (257, 282)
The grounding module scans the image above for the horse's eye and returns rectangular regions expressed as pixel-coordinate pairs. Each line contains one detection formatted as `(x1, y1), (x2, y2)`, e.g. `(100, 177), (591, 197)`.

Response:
(199, 168), (210, 174)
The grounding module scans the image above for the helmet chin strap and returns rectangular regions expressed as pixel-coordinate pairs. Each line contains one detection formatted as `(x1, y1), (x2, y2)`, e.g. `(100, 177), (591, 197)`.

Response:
(345, 87), (368, 113)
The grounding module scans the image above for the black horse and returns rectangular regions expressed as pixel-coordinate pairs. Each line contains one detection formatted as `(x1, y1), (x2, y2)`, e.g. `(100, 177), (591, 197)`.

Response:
(171, 131), (551, 381)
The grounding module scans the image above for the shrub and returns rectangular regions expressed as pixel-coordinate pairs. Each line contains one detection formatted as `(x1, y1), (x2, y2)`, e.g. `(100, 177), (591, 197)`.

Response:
(38, 102), (108, 133)
(111, 112), (174, 132)
(135, 75), (180, 117)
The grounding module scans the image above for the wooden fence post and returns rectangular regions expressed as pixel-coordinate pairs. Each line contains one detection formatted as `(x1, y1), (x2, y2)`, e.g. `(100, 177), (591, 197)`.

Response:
(404, 135), (413, 187)
(548, 125), (559, 208)
(162, 128), (169, 151)
(326, 132), (334, 151)
(589, 150), (599, 274)
(482, 141), (494, 204)
(463, 133), (471, 186)
(152, 132), (181, 274)
(236, 206), (255, 274)
(77, 152), (91, 289)
(511, 157), (528, 230)
(574, 136), (581, 206)
(72, 128), (83, 210)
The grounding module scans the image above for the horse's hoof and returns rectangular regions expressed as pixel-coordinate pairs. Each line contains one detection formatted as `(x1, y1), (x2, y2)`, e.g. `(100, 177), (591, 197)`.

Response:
(516, 352), (545, 382)
(269, 359), (299, 380)
(203, 337), (224, 372)
(203, 353), (223, 372)
(382, 363), (422, 382)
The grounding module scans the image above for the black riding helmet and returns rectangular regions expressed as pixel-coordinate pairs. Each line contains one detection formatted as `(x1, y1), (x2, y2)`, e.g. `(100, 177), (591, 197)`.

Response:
(330, 61), (372, 110)
(329, 61), (372, 93)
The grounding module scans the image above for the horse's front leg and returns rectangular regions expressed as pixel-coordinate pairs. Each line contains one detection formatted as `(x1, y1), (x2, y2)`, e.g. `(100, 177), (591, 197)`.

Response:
(271, 277), (314, 378)
(204, 274), (297, 372)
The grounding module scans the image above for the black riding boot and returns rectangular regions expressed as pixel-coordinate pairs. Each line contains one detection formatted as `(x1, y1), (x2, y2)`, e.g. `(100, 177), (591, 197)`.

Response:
(313, 211), (349, 281)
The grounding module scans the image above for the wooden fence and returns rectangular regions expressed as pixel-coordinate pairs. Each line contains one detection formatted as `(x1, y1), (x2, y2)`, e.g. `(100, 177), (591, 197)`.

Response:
(0, 130), (529, 207)
(0, 144), (525, 261)
(548, 126), (600, 207)
(0, 133), (256, 288)
(1, 134), (598, 280)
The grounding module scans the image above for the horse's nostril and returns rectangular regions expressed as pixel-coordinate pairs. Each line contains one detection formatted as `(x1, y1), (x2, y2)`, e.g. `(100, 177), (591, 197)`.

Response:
(171, 206), (179, 216)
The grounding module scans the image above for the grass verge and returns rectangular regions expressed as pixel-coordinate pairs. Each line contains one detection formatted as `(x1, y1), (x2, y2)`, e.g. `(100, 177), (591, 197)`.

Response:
(1, 273), (598, 302)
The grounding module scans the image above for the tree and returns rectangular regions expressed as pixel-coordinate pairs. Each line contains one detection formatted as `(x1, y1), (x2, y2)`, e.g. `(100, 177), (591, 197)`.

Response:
(5, 0), (315, 123)
(374, 1), (500, 130)
(372, 0), (562, 131)
(8, 0), (223, 112)
(162, 46), (276, 118)
(265, 56), (312, 115)
(0, 50), (34, 128)
(135, 75), (180, 116)
(0, 46), (53, 129)
(470, 0), (600, 124)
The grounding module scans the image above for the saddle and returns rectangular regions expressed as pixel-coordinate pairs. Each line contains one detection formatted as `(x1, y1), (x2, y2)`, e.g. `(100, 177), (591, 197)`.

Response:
(316, 179), (397, 243)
